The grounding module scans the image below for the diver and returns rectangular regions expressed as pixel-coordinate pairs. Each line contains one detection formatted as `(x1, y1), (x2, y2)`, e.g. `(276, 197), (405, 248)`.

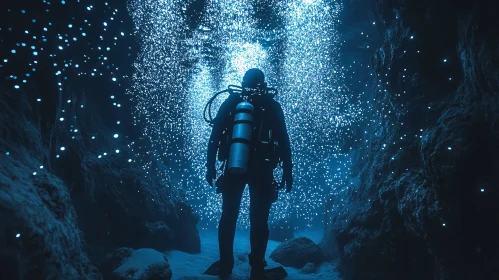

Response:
(205, 68), (293, 280)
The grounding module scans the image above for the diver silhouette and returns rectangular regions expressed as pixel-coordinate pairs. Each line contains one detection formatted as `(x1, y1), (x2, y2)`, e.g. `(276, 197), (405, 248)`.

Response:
(205, 68), (293, 279)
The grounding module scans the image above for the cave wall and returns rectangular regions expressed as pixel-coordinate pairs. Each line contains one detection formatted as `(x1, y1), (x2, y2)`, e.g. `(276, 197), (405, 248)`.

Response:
(0, 83), (201, 279)
(0, 1), (201, 275)
(0, 92), (101, 279)
(48, 88), (201, 260)
(321, 0), (499, 279)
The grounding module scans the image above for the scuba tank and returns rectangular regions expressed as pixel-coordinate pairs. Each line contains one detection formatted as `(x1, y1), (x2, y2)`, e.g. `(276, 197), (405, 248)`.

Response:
(228, 100), (254, 174)
(203, 84), (279, 175)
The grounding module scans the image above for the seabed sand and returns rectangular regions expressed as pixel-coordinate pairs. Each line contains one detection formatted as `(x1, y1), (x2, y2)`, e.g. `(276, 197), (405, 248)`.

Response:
(165, 228), (342, 280)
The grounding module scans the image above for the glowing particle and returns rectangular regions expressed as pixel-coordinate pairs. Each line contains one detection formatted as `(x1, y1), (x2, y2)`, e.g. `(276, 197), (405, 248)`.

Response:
(40, 165), (44, 169)
(59, 117), (64, 121)
(56, 155), (60, 158)
(60, 147), (66, 151)
(110, 95), (115, 99)
(91, 136), (96, 139)
(6, 152), (10, 156)
(33, 172), (37, 175)
(442, 223), (446, 227)
(443, 59), (447, 63)
(480, 188), (484, 192)
(33, 51), (38, 56)
(128, 159), (132, 162)
(11, 49), (16, 54)
(114, 134), (119, 138)
(68, 24), (72, 28)
(98, 155), (102, 159)
(16, 233), (21, 238)
(115, 149), (120, 153)
(14, 85), (20, 89)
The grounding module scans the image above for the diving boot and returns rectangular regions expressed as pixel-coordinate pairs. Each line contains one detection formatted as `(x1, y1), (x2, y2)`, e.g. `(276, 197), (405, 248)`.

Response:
(217, 262), (233, 280)
(249, 254), (268, 280)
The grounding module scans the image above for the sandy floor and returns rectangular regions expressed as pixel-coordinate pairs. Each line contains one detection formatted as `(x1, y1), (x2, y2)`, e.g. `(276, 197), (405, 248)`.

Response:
(165, 228), (342, 280)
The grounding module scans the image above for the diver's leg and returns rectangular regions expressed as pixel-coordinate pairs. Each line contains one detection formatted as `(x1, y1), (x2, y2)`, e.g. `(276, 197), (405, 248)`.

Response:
(218, 178), (245, 275)
(248, 170), (274, 278)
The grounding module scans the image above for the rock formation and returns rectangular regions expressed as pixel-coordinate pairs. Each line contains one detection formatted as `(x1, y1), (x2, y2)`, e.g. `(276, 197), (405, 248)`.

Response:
(321, 0), (499, 279)
(0, 92), (102, 280)
(270, 237), (324, 269)
(99, 248), (172, 280)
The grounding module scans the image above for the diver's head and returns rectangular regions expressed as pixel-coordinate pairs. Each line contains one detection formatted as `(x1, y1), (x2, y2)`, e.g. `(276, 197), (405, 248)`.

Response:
(242, 68), (266, 89)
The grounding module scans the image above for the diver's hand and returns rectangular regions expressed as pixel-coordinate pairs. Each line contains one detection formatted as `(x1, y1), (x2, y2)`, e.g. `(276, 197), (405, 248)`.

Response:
(206, 165), (216, 187)
(281, 169), (293, 193)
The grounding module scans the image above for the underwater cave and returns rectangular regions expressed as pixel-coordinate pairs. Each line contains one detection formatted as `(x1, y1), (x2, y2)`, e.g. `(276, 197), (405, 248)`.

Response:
(0, 0), (498, 279)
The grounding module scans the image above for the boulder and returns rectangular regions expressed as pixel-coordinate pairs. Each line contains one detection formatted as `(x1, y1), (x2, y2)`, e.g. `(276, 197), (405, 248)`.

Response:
(100, 248), (172, 280)
(301, 263), (316, 274)
(269, 237), (323, 268)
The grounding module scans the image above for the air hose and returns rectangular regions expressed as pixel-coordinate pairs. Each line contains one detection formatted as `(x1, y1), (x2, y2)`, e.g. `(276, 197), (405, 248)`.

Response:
(203, 85), (278, 127)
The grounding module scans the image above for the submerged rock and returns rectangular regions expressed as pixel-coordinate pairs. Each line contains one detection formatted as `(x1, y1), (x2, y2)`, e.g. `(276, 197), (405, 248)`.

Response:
(100, 248), (172, 280)
(301, 263), (317, 274)
(270, 237), (324, 269)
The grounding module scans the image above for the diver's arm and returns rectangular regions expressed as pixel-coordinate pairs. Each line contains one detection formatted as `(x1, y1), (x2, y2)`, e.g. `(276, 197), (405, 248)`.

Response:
(207, 98), (232, 168)
(275, 102), (292, 170)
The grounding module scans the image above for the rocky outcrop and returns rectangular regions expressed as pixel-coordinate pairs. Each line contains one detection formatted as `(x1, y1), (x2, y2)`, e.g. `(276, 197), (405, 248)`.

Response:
(46, 88), (201, 259)
(301, 263), (317, 274)
(0, 87), (200, 277)
(0, 92), (101, 279)
(321, 0), (499, 280)
(99, 248), (172, 280)
(270, 237), (324, 269)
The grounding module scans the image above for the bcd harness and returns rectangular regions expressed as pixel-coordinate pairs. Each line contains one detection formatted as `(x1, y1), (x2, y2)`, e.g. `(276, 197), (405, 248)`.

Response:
(204, 85), (282, 175)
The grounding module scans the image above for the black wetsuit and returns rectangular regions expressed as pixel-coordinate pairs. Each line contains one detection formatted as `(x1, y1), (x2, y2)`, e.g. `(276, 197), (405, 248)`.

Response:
(207, 92), (292, 273)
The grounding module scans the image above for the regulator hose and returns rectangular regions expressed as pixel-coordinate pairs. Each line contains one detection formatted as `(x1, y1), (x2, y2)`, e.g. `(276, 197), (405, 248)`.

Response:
(203, 85), (278, 127)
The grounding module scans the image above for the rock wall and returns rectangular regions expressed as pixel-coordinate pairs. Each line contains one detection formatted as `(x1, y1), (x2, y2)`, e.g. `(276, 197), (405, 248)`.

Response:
(0, 86), (201, 278)
(321, 0), (499, 279)
(0, 92), (101, 279)
(47, 89), (200, 260)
